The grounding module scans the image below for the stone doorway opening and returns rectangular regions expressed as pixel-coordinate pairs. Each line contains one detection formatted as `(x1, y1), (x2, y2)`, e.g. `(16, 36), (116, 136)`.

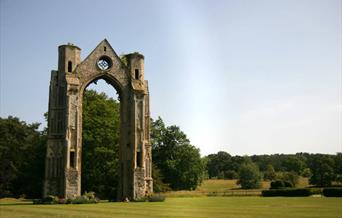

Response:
(81, 78), (120, 200)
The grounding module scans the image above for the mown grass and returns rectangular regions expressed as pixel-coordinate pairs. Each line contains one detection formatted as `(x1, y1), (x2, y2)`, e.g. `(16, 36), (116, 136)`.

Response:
(1, 197), (341, 218)
(164, 178), (310, 197)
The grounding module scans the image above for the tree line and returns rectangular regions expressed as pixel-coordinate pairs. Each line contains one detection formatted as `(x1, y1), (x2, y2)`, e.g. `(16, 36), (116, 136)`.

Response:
(206, 151), (342, 189)
(0, 90), (340, 199)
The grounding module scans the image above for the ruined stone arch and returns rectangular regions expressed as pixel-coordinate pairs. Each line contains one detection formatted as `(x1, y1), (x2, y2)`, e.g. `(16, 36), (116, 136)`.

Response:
(44, 39), (152, 200)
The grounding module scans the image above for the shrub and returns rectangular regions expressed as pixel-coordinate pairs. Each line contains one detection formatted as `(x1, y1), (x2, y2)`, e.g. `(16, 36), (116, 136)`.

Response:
(134, 194), (166, 202)
(270, 180), (285, 189)
(270, 179), (294, 189)
(262, 188), (312, 197)
(284, 181), (293, 188)
(70, 195), (99, 204)
(33, 193), (99, 204)
(148, 194), (166, 202)
(224, 170), (238, 179)
(83, 191), (96, 200)
(264, 165), (276, 181)
(323, 188), (342, 197)
(301, 168), (312, 178)
(310, 188), (323, 195)
(282, 171), (299, 187)
(33, 195), (59, 204)
(237, 163), (262, 189)
(134, 197), (147, 202)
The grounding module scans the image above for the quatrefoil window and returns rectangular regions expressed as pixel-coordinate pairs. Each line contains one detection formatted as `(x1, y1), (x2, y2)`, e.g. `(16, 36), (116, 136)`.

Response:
(97, 56), (112, 70)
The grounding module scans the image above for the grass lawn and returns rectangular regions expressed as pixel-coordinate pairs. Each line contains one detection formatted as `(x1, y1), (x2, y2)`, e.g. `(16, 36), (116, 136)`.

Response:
(1, 197), (341, 218)
(164, 178), (310, 197)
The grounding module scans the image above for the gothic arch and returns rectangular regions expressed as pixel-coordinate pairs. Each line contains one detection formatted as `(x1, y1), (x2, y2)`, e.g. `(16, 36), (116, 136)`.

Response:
(44, 39), (152, 200)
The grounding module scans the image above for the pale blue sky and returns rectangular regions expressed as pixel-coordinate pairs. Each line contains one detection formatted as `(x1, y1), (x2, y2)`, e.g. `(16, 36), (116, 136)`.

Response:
(1, 0), (341, 155)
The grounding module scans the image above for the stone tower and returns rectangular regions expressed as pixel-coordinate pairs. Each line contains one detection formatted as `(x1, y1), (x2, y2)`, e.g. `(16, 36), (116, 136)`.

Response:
(44, 39), (152, 200)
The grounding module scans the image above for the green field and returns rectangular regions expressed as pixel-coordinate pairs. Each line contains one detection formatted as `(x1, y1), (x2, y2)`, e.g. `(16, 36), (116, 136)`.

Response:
(164, 178), (310, 197)
(1, 179), (340, 217)
(1, 197), (341, 218)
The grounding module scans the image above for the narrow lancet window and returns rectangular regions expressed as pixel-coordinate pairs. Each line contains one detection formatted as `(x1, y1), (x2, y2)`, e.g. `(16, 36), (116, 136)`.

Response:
(68, 61), (72, 72)
(135, 69), (139, 79)
(136, 151), (142, 167)
(70, 150), (75, 168)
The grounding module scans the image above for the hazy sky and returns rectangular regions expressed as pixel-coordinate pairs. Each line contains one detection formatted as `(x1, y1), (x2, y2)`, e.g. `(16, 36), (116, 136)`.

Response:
(1, 0), (341, 156)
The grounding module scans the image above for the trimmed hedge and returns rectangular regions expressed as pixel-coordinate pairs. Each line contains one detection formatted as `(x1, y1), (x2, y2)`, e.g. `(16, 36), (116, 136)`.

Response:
(323, 188), (342, 197)
(262, 188), (312, 197)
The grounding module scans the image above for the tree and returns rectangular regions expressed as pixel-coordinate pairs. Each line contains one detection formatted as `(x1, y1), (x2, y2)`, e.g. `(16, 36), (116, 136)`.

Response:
(281, 156), (305, 174)
(152, 163), (170, 193)
(0, 116), (46, 198)
(301, 168), (312, 178)
(224, 170), (238, 179)
(237, 162), (262, 189)
(81, 90), (120, 199)
(264, 164), (276, 181)
(151, 117), (204, 190)
(281, 171), (299, 187)
(334, 152), (342, 175)
(308, 154), (335, 187)
(206, 151), (232, 179)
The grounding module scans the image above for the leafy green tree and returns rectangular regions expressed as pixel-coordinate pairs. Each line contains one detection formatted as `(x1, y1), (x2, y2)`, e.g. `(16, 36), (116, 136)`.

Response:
(0, 116), (46, 198)
(224, 170), (238, 179)
(281, 156), (305, 174)
(206, 151), (232, 179)
(237, 162), (262, 189)
(308, 154), (335, 187)
(151, 117), (204, 190)
(152, 163), (171, 192)
(281, 171), (299, 187)
(334, 152), (342, 176)
(264, 164), (276, 181)
(81, 90), (120, 199)
(301, 168), (312, 178)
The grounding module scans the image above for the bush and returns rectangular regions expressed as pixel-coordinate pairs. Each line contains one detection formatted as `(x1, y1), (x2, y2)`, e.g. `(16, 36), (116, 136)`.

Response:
(284, 181), (293, 188)
(301, 168), (312, 178)
(262, 188), (312, 197)
(264, 165), (276, 181)
(148, 194), (166, 202)
(270, 178), (294, 189)
(237, 163), (262, 189)
(134, 197), (147, 202)
(33, 195), (59, 204)
(133, 194), (166, 202)
(70, 196), (98, 204)
(310, 188), (323, 195)
(282, 171), (299, 187)
(33, 193), (99, 204)
(270, 180), (285, 189)
(224, 170), (238, 179)
(323, 188), (342, 197)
